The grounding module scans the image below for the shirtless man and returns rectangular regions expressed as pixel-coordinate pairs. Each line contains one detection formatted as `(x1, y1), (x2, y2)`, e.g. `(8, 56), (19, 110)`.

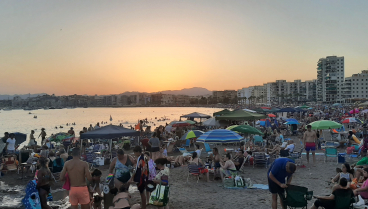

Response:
(60, 148), (92, 209)
(303, 125), (318, 164)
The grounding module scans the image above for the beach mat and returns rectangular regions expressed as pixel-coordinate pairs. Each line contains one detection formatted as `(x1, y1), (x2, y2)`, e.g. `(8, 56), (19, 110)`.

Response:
(223, 184), (269, 190)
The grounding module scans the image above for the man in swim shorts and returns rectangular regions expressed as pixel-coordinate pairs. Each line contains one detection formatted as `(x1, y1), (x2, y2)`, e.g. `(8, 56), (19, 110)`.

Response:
(303, 125), (318, 164)
(60, 148), (92, 209)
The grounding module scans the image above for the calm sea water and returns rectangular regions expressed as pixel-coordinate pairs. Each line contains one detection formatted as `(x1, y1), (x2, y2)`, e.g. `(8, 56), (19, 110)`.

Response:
(0, 107), (222, 145)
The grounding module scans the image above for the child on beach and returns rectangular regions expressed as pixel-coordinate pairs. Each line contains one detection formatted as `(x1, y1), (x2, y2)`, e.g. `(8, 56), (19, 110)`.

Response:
(109, 186), (141, 209)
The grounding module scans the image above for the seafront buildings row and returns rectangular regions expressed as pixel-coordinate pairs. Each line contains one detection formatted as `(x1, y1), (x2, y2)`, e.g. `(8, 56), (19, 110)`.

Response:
(0, 55), (367, 108)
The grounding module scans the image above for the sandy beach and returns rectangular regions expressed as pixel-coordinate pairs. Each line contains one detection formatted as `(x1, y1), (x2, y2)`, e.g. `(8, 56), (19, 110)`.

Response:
(0, 135), (351, 209)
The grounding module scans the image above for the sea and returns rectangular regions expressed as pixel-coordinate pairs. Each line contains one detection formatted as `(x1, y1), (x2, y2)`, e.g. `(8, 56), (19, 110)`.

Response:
(0, 107), (222, 208)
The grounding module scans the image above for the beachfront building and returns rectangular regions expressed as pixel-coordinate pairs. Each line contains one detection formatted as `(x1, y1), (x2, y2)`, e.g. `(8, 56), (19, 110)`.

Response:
(342, 70), (368, 103)
(174, 95), (190, 105)
(237, 87), (253, 105)
(213, 90), (237, 104)
(316, 56), (345, 104)
(161, 94), (174, 105)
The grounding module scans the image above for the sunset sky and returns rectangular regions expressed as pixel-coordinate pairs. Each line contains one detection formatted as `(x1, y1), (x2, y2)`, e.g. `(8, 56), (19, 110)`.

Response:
(1, 1), (368, 95)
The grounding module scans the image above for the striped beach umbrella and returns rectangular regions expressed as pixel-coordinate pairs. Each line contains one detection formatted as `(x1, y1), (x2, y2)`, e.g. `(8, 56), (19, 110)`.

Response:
(197, 129), (243, 143)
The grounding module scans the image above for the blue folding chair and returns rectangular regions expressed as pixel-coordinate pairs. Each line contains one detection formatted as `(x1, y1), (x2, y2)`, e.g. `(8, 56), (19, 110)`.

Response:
(253, 135), (264, 146)
(348, 147), (362, 162)
(183, 139), (191, 148)
(324, 147), (338, 164)
(204, 143), (213, 155)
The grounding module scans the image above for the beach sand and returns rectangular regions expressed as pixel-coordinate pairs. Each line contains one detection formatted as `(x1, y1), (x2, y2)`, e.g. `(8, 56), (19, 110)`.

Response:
(0, 136), (352, 209)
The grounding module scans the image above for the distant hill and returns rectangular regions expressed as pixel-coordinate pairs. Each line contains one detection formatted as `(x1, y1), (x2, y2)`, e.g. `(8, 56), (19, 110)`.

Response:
(119, 87), (212, 97)
(0, 93), (46, 100)
(158, 87), (212, 96)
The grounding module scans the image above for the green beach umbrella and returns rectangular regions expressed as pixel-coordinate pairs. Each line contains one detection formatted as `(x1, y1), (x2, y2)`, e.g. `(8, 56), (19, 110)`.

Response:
(184, 120), (196, 125)
(299, 105), (310, 109)
(227, 125), (264, 135)
(308, 120), (342, 130)
(185, 131), (197, 139)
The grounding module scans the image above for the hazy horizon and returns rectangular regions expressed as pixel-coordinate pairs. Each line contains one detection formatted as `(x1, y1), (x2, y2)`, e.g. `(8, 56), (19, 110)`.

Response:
(1, 1), (368, 95)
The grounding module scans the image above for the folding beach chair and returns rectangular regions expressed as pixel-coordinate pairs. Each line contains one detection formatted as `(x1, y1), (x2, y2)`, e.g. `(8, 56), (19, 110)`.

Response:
(324, 147), (338, 163)
(281, 185), (313, 209)
(334, 191), (355, 209)
(187, 163), (200, 183)
(289, 147), (303, 166)
(1, 156), (18, 174)
(253, 135), (264, 147)
(253, 152), (268, 168)
(86, 151), (97, 169)
(204, 143), (213, 156)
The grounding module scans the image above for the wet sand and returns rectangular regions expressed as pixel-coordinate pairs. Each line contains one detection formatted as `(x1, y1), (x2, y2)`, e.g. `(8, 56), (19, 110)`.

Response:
(0, 136), (353, 208)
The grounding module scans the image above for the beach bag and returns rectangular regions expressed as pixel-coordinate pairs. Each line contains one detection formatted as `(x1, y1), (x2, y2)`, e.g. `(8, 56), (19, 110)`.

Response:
(223, 177), (235, 188)
(235, 176), (244, 187)
(149, 183), (169, 206)
(351, 178), (359, 190)
(103, 174), (115, 194)
(22, 180), (41, 209)
(62, 173), (70, 191)
(244, 178), (253, 188)
(346, 147), (354, 155)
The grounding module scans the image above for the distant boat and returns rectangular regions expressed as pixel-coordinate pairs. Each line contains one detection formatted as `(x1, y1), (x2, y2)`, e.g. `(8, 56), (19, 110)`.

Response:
(110, 115), (113, 121)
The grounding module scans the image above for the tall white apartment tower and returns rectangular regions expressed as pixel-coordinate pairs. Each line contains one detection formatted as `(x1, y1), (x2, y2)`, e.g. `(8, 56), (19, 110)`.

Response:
(316, 56), (344, 103)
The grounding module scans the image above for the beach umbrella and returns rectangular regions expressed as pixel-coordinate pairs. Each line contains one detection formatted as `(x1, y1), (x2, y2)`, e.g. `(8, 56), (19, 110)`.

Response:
(341, 118), (358, 124)
(13, 132), (27, 145)
(361, 109), (368, 114)
(286, 118), (298, 123)
(278, 108), (296, 113)
(227, 125), (264, 135)
(203, 118), (221, 127)
(350, 108), (360, 114)
(181, 130), (204, 140)
(183, 120), (196, 125)
(268, 114), (276, 117)
(261, 107), (271, 109)
(48, 132), (73, 142)
(308, 120), (342, 130)
(284, 121), (300, 125)
(243, 108), (257, 113)
(197, 129), (243, 143)
(213, 109), (232, 116)
(215, 110), (267, 121)
(172, 122), (191, 127)
(298, 105), (310, 109)
(332, 103), (342, 107)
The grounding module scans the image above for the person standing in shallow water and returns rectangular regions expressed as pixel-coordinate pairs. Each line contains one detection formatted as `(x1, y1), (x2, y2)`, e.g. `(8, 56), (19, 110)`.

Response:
(60, 148), (92, 209)
(39, 128), (47, 145)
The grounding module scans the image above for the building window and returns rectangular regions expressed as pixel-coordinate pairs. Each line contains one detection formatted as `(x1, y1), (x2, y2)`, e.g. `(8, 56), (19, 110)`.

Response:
(353, 79), (355, 81)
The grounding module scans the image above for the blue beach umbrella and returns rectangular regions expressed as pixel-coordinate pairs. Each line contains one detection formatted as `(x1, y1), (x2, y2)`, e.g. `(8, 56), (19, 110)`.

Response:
(197, 129), (243, 143)
(284, 121), (300, 125)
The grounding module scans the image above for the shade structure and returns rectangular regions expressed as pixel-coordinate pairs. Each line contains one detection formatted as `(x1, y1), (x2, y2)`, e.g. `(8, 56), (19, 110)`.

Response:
(268, 114), (276, 117)
(332, 103), (342, 107)
(261, 107), (271, 109)
(80, 125), (140, 139)
(254, 108), (269, 113)
(203, 118), (221, 127)
(213, 109), (232, 116)
(294, 108), (306, 112)
(180, 112), (211, 119)
(278, 108), (296, 113)
(215, 110), (266, 121)
(298, 105), (310, 109)
(286, 118), (299, 123)
(197, 129), (243, 143)
(172, 122), (191, 127)
(308, 120), (342, 130)
(184, 120), (196, 125)
(48, 132), (74, 142)
(13, 132), (27, 145)
(268, 107), (280, 112)
(226, 125), (263, 135)
(181, 130), (205, 140)
(361, 109), (368, 114)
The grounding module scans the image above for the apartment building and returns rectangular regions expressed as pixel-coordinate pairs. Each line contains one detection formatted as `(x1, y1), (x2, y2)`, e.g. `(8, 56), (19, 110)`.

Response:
(317, 56), (345, 103)
(161, 94), (174, 105)
(342, 70), (368, 103)
(213, 90), (237, 103)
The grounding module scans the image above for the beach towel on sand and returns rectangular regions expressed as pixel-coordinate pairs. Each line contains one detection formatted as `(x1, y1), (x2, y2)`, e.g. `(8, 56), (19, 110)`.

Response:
(22, 180), (42, 209)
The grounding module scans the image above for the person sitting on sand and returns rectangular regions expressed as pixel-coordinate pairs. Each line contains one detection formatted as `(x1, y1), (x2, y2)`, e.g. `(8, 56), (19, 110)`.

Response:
(233, 150), (245, 171)
(220, 153), (237, 182)
(331, 163), (354, 187)
(310, 178), (353, 209)
(87, 169), (102, 201)
(109, 185), (141, 209)
(353, 168), (368, 200)
(189, 152), (211, 182)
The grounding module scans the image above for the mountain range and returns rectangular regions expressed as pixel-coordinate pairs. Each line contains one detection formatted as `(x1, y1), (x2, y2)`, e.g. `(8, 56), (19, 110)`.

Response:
(0, 87), (213, 100)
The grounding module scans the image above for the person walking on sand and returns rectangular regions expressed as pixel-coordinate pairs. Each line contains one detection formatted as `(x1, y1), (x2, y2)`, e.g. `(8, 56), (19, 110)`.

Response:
(68, 127), (75, 136)
(60, 148), (92, 209)
(87, 124), (94, 132)
(268, 158), (296, 209)
(303, 125), (318, 164)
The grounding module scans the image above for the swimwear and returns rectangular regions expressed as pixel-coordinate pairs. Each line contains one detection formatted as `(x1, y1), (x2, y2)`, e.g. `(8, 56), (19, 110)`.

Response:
(115, 157), (133, 183)
(69, 186), (90, 205)
(38, 184), (51, 193)
(305, 142), (316, 152)
(214, 162), (221, 168)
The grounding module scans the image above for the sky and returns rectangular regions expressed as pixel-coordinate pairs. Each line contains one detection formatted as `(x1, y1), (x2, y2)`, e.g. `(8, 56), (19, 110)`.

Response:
(1, 0), (368, 95)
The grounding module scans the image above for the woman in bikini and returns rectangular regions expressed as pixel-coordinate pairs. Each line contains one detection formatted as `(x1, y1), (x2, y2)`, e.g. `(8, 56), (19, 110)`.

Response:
(37, 157), (53, 209)
(189, 152), (211, 182)
(109, 149), (136, 189)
